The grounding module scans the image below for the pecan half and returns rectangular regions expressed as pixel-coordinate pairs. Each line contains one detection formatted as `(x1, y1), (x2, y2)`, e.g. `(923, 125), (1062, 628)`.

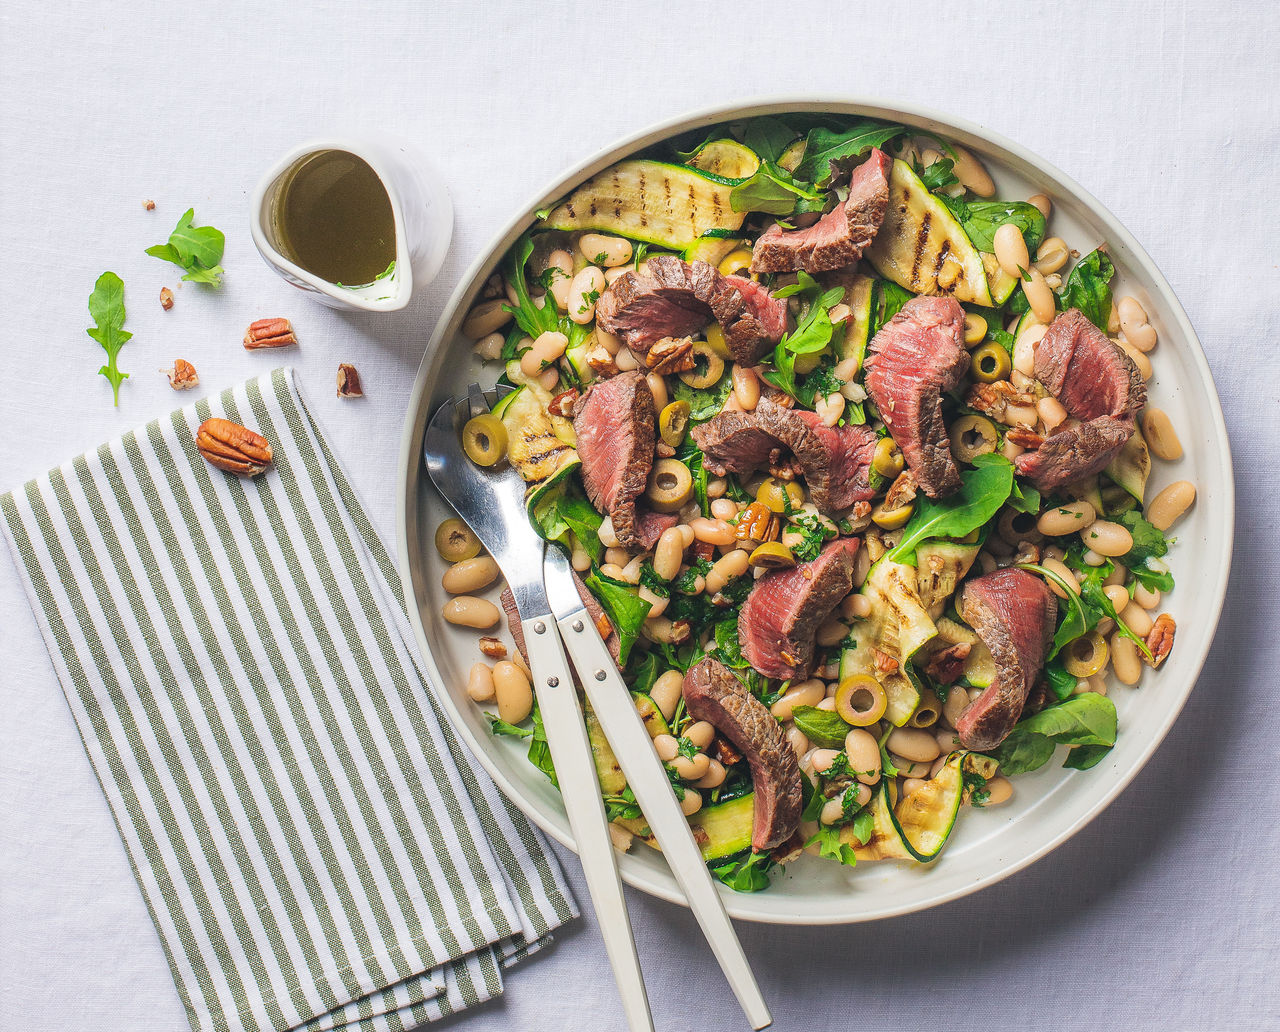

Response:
(159, 287), (174, 311)
(1006, 426), (1045, 448)
(336, 363), (364, 398)
(478, 636), (507, 659)
(594, 611), (614, 640)
(924, 642), (971, 684)
(547, 388), (579, 418)
(143, 199), (156, 211)
(873, 648), (899, 675)
(196, 418), (273, 476)
(585, 342), (619, 376)
(884, 469), (919, 512)
(645, 336), (695, 375)
(712, 736), (742, 767)
(1145, 614), (1175, 667)
(734, 501), (778, 543)
(966, 380), (1033, 421)
(163, 359), (199, 390)
(244, 318), (298, 350)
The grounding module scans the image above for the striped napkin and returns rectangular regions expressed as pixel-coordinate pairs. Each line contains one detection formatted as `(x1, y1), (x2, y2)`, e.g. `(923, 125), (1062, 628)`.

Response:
(2, 368), (576, 1032)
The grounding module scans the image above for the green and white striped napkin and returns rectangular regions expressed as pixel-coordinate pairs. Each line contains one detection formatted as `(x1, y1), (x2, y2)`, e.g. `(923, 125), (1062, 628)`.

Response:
(2, 368), (576, 1032)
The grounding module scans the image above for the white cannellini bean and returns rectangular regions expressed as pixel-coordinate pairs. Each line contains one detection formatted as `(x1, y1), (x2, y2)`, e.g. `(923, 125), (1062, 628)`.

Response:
(1027, 193), (1052, 218)
(1141, 408), (1183, 461)
(1022, 268), (1056, 325)
(814, 392), (845, 426)
(1014, 323), (1048, 376)
(1033, 237), (1069, 274)
(1118, 296), (1157, 352)
(568, 266), (606, 325)
(578, 233), (633, 268)
(461, 298), (513, 340)
(519, 330), (568, 377)
(951, 144), (996, 197)
(1080, 520), (1134, 558)
(466, 662), (496, 702)
(472, 331), (504, 361)
(493, 661), (533, 724)
(994, 223), (1030, 279)
(545, 249), (574, 310)
(1146, 481), (1196, 531)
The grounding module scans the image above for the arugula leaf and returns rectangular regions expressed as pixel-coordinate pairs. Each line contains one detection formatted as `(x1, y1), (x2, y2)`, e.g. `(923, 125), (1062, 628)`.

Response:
(1062, 248), (1115, 331)
(531, 483), (606, 564)
(486, 714), (533, 738)
(671, 370), (733, 421)
(1079, 576), (1152, 661)
(886, 454), (1015, 564)
(937, 198), (1047, 254)
(145, 208), (225, 285)
(86, 271), (132, 405)
(794, 122), (905, 185)
(742, 116), (796, 164)
(525, 702), (557, 786)
(792, 706), (852, 749)
(1115, 510), (1169, 568)
(502, 233), (563, 339)
(761, 274), (846, 403)
(916, 157), (959, 192)
(989, 693), (1118, 776)
(870, 279), (913, 336)
(585, 571), (652, 665)
(710, 849), (775, 892)
(713, 617), (750, 669)
(729, 162), (828, 216)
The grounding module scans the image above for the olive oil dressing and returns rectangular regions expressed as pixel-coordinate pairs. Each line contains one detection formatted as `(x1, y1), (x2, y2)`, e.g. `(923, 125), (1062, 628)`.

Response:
(273, 150), (396, 286)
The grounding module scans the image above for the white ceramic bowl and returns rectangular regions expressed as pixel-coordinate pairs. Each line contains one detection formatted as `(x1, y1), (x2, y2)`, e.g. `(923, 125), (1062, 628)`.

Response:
(395, 99), (1233, 924)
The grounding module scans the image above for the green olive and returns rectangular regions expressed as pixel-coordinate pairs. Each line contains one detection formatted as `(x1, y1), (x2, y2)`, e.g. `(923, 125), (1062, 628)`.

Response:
(748, 541), (795, 569)
(970, 341), (1013, 383)
(755, 477), (805, 514)
(871, 501), (915, 530)
(645, 458), (694, 512)
(435, 517), (481, 562)
(1063, 630), (1109, 678)
(950, 414), (999, 463)
(659, 400), (691, 448)
(872, 437), (904, 478)
(705, 324), (732, 359)
(462, 413), (508, 468)
(717, 248), (753, 277)
(678, 341), (726, 389)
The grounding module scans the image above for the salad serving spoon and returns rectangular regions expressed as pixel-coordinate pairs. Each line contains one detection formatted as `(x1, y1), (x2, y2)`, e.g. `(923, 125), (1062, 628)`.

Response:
(424, 384), (770, 1031)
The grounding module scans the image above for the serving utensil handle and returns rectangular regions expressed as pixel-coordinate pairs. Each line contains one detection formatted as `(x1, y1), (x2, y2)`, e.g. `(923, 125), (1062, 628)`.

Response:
(521, 613), (655, 1032)
(556, 615), (773, 1031)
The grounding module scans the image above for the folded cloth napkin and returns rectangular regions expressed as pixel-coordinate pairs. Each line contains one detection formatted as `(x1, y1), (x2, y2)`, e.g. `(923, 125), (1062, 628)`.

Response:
(1, 368), (576, 1032)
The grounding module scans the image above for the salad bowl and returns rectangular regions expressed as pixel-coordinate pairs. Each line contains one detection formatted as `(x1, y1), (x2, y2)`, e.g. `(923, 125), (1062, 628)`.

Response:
(395, 98), (1233, 923)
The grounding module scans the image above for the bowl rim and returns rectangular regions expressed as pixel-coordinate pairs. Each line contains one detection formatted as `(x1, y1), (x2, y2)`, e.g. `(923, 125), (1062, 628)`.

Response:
(394, 94), (1235, 924)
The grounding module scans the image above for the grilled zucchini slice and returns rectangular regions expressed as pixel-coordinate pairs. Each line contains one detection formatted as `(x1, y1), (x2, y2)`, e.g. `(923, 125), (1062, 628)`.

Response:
(685, 139), (760, 180)
(835, 272), (875, 368)
(618, 792), (756, 862)
(865, 158), (994, 306)
(493, 381), (579, 507)
(847, 780), (911, 861)
(544, 160), (748, 249)
(1104, 422), (1151, 502)
(889, 750), (966, 861)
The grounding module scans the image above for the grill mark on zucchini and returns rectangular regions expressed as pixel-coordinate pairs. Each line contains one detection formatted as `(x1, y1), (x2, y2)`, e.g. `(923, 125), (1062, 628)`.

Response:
(910, 210), (932, 286)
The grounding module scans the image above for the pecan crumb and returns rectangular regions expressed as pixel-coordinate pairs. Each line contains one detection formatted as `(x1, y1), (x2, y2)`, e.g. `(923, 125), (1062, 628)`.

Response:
(159, 287), (174, 311)
(244, 317), (298, 350)
(336, 363), (363, 398)
(478, 636), (507, 659)
(143, 199), (156, 211)
(163, 359), (199, 390)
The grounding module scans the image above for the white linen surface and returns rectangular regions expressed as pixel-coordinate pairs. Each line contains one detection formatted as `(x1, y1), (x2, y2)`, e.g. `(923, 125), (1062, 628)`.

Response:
(2, 1), (1277, 1030)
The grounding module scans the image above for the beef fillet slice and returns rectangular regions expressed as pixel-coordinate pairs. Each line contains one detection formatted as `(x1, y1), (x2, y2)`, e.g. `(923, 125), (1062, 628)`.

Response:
(683, 658), (803, 851)
(864, 295), (969, 498)
(750, 148), (892, 274)
(572, 370), (675, 549)
(955, 568), (1057, 751)
(691, 396), (878, 513)
(594, 255), (787, 365)
(1015, 308), (1147, 490)
(738, 537), (860, 680)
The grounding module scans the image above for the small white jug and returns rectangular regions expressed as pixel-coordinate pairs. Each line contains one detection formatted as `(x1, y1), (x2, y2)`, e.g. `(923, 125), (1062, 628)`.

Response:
(250, 138), (452, 312)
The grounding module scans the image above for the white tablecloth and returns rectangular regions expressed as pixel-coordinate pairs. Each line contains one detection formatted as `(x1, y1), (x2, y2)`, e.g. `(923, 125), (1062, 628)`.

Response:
(3, 2), (1278, 1029)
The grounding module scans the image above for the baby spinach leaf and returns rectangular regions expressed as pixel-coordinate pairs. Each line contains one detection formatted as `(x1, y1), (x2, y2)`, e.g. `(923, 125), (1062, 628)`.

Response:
(145, 208), (225, 285)
(713, 617), (750, 670)
(741, 116), (796, 164)
(710, 849), (775, 892)
(1044, 660), (1077, 703)
(792, 705), (852, 749)
(525, 702), (557, 786)
(915, 157), (959, 192)
(1062, 743), (1113, 770)
(1062, 248), (1115, 331)
(531, 482), (605, 563)
(870, 279), (914, 336)
(486, 714), (533, 738)
(86, 271), (132, 405)
(729, 162), (827, 216)
(938, 198), (1046, 254)
(1008, 479), (1041, 515)
(672, 370), (733, 421)
(989, 693), (1118, 775)
(886, 454), (1015, 564)
(585, 570), (652, 665)
(794, 122), (905, 185)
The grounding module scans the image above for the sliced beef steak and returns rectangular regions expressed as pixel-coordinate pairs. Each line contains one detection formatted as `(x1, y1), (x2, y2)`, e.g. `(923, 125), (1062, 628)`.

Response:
(594, 255), (786, 364)
(864, 296), (969, 498)
(502, 580), (619, 663)
(738, 538), (860, 680)
(572, 371), (673, 549)
(691, 396), (877, 513)
(955, 569), (1057, 751)
(1014, 415), (1135, 491)
(1014, 308), (1148, 490)
(683, 658), (802, 851)
(1035, 308), (1146, 420)
(750, 148), (892, 274)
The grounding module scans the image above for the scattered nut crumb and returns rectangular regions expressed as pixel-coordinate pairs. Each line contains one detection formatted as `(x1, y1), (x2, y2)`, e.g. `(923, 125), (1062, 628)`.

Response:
(163, 359), (199, 390)
(478, 637), (507, 659)
(336, 363), (364, 398)
(243, 317), (298, 349)
(160, 287), (174, 311)
(143, 199), (156, 211)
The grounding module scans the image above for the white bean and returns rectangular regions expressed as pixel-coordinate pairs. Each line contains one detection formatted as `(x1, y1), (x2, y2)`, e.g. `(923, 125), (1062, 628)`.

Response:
(568, 266), (606, 325)
(653, 526), (686, 582)
(1141, 408), (1183, 461)
(519, 330), (568, 377)
(650, 670), (684, 721)
(545, 249), (574, 310)
(578, 233), (633, 268)
(462, 298), (513, 340)
(442, 556), (500, 595)
(1110, 633), (1142, 686)
(814, 392), (845, 426)
(1033, 237), (1069, 274)
(1079, 520), (1133, 558)
(994, 223), (1030, 279)
(771, 679), (826, 722)
(1014, 323), (1047, 376)
(1026, 193), (1052, 218)
(472, 331), (504, 361)
(951, 144), (995, 197)
(1146, 481), (1196, 531)
(1037, 501), (1096, 537)
(1037, 396), (1068, 430)
(1022, 268), (1056, 325)
(442, 596), (500, 629)
(493, 660), (533, 724)
(466, 662), (495, 702)
(1118, 296), (1157, 352)
(705, 549), (750, 594)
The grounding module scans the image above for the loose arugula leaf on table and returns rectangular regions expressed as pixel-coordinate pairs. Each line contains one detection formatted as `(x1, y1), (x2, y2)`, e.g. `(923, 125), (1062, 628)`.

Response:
(710, 849), (775, 892)
(886, 454), (1015, 564)
(988, 692), (1118, 776)
(792, 705), (852, 749)
(86, 271), (132, 405)
(794, 121), (905, 185)
(1061, 248), (1115, 331)
(937, 197), (1047, 254)
(729, 162), (828, 216)
(145, 208), (226, 285)
(585, 570), (653, 665)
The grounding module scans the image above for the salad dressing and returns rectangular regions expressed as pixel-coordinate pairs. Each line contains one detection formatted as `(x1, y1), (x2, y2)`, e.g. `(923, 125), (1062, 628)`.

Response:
(272, 150), (396, 286)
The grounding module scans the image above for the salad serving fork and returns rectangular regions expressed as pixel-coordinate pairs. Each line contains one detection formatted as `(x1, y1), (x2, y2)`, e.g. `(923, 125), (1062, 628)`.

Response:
(424, 384), (771, 1031)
